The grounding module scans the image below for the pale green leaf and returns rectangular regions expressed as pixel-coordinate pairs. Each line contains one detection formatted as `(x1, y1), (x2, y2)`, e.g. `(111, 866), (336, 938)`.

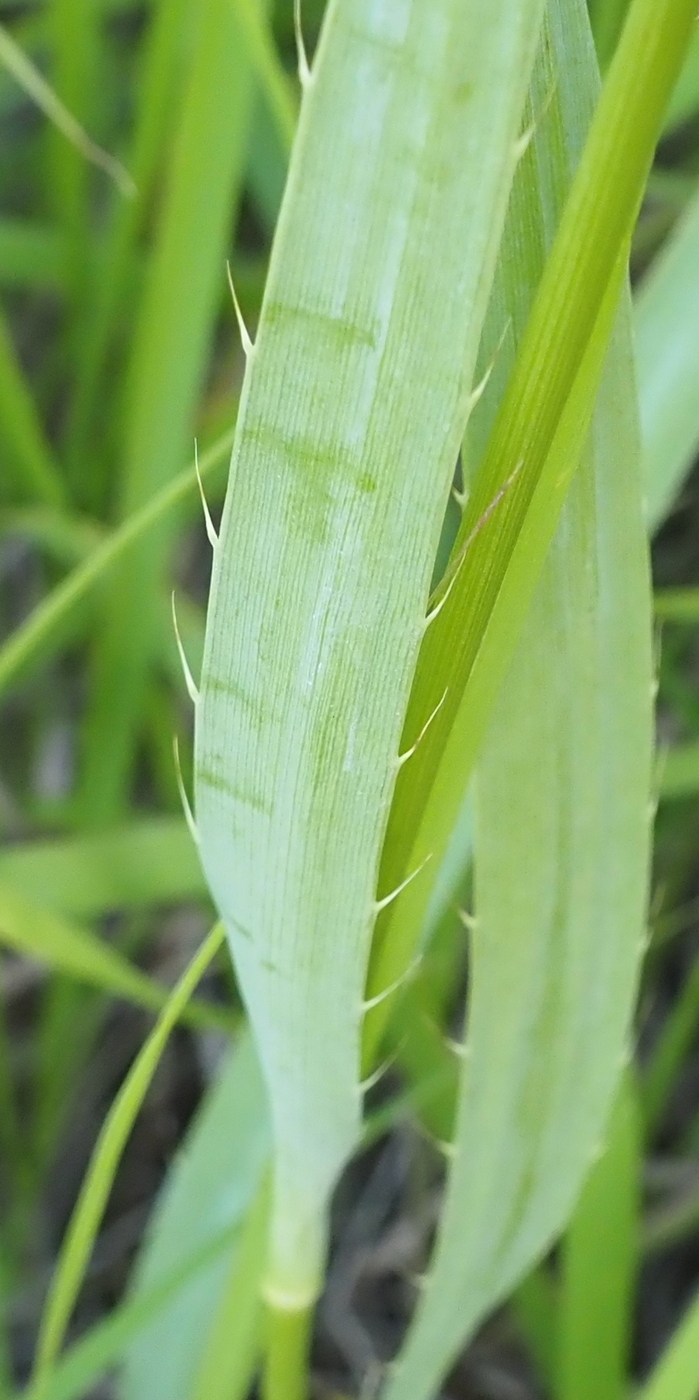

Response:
(195, 0), (546, 1303)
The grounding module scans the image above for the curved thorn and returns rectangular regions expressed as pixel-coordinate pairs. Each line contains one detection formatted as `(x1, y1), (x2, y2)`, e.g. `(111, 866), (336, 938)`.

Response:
(357, 1040), (403, 1096)
(457, 907), (478, 932)
(171, 592), (199, 705)
(293, 0), (311, 87)
(226, 261), (254, 357)
(434, 1136), (457, 1161)
(173, 736), (199, 848)
(513, 77), (557, 166)
(194, 440), (218, 550)
(397, 689), (448, 769)
(444, 1035), (469, 1059)
(361, 954), (422, 1013)
(373, 854), (432, 916)
(423, 460), (523, 631)
(513, 121), (536, 164)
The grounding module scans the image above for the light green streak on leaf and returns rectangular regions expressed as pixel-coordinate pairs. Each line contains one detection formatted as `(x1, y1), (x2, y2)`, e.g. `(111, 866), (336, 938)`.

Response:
(636, 182), (699, 533)
(0, 880), (163, 1011)
(557, 1075), (641, 1400)
(0, 818), (206, 918)
(383, 1), (653, 1393)
(0, 427), (233, 701)
(77, 0), (258, 823)
(195, 0), (545, 1303)
(120, 1031), (270, 1400)
(28, 922), (225, 1395)
(512, 1269), (559, 1395)
(636, 1286), (699, 1400)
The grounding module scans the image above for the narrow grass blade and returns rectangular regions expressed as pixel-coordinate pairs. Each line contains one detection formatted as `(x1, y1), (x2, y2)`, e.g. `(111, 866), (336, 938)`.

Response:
(557, 1075), (641, 1400)
(0, 507), (100, 567)
(64, 0), (192, 491)
(120, 1032), (270, 1400)
(78, 0), (258, 823)
(0, 426), (233, 701)
(195, 0), (545, 1306)
(0, 880), (170, 1012)
(0, 880), (231, 1034)
(636, 183), (699, 532)
(0, 304), (64, 508)
(655, 589), (699, 622)
(0, 21), (132, 196)
(233, 0), (296, 155)
(28, 922), (225, 1395)
(0, 818), (206, 918)
(382, 1), (654, 1393)
(23, 1226), (238, 1400)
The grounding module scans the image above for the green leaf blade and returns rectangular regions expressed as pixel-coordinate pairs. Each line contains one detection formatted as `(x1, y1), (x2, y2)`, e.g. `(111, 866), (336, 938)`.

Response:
(195, 0), (546, 1305)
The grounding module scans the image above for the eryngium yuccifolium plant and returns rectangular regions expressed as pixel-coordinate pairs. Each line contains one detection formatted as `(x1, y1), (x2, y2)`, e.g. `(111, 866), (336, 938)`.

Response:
(192, 0), (694, 1394)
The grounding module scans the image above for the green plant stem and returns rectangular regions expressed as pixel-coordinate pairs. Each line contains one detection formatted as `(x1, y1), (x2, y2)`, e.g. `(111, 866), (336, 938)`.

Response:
(263, 1302), (313, 1400)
